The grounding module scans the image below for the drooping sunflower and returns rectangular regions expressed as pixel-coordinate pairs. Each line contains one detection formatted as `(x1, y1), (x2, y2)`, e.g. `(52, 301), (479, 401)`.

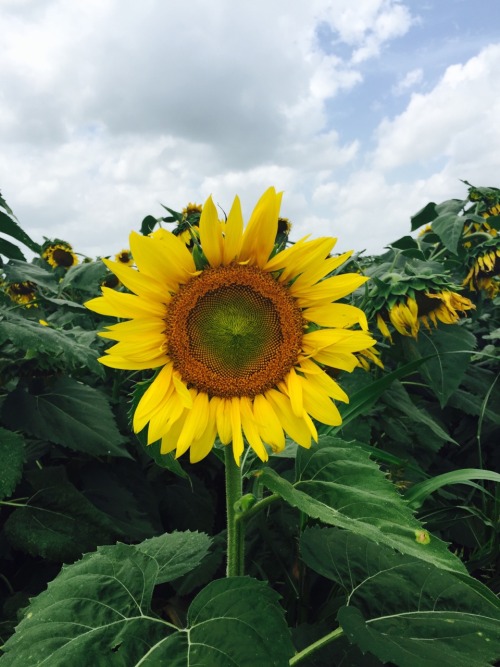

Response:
(86, 188), (374, 464)
(463, 245), (500, 299)
(42, 242), (78, 269)
(379, 290), (474, 339)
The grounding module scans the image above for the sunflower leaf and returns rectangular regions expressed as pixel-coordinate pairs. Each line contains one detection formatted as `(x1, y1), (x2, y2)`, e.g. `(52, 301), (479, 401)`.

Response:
(0, 427), (25, 500)
(260, 437), (466, 574)
(401, 324), (477, 407)
(2, 378), (130, 459)
(0, 309), (102, 374)
(1, 535), (295, 667)
(301, 527), (500, 667)
(0, 209), (41, 253)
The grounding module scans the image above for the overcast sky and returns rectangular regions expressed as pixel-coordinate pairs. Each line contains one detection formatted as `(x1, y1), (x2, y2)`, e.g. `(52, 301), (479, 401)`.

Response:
(1, 0), (499, 260)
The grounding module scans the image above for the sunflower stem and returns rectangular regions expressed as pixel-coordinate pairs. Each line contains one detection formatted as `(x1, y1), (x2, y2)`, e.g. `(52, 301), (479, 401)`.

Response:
(224, 446), (244, 577)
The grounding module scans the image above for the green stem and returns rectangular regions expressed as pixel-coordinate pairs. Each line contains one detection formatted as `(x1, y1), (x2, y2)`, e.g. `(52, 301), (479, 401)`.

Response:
(289, 627), (344, 665)
(238, 493), (280, 524)
(224, 446), (244, 577)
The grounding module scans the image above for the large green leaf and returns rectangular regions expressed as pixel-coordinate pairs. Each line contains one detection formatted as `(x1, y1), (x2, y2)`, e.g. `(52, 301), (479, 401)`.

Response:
(432, 212), (465, 255)
(402, 325), (477, 407)
(3, 259), (58, 291)
(260, 437), (465, 574)
(0, 237), (26, 261)
(301, 528), (500, 667)
(0, 210), (41, 253)
(4, 475), (122, 561)
(0, 427), (25, 500)
(382, 380), (455, 444)
(2, 378), (130, 458)
(0, 310), (102, 374)
(1, 534), (295, 667)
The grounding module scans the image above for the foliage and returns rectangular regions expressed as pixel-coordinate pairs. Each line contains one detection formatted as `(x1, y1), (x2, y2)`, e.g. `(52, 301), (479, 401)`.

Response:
(0, 184), (499, 666)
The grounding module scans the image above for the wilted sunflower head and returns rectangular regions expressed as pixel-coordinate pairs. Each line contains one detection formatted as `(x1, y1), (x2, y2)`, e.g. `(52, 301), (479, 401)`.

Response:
(4, 281), (37, 307)
(463, 241), (500, 298)
(42, 242), (78, 269)
(86, 187), (375, 465)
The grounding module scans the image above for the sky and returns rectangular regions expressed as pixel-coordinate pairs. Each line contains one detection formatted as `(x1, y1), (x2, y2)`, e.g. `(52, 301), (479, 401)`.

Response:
(1, 0), (500, 260)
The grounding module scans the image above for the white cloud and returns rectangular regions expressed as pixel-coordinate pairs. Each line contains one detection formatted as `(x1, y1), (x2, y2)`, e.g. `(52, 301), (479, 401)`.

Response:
(392, 67), (423, 95)
(3, 1), (498, 263)
(374, 44), (500, 171)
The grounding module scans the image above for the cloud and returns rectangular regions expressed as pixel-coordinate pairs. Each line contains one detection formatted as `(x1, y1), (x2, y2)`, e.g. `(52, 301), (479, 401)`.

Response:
(4, 1), (498, 263)
(374, 43), (500, 172)
(392, 67), (423, 95)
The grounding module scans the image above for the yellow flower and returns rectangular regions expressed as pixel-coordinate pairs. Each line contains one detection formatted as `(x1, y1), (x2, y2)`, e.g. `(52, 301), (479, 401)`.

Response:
(42, 243), (78, 269)
(182, 203), (203, 218)
(86, 188), (374, 464)
(5, 281), (37, 307)
(114, 249), (133, 265)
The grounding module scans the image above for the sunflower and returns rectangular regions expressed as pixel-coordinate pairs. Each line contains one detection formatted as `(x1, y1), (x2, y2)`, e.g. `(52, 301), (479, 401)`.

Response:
(380, 290), (474, 339)
(114, 249), (134, 266)
(86, 188), (374, 464)
(463, 246), (500, 298)
(5, 281), (37, 307)
(42, 242), (78, 269)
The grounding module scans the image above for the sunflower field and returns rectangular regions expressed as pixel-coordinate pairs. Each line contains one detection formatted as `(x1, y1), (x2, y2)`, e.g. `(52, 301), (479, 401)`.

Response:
(0, 182), (499, 667)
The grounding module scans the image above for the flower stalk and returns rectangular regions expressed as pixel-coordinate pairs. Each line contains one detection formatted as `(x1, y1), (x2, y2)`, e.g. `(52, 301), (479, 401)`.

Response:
(224, 447), (244, 577)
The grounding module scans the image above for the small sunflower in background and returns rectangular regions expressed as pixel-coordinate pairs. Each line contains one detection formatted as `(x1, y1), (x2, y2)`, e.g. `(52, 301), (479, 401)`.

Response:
(42, 241), (78, 270)
(4, 281), (38, 307)
(114, 249), (133, 266)
(86, 187), (375, 464)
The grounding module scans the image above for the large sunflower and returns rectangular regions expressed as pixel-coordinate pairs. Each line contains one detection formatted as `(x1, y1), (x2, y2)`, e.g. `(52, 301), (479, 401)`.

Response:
(86, 188), (374, 464)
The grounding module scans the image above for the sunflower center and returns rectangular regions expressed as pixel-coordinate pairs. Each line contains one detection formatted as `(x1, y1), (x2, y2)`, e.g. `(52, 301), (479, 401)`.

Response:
(166, 264), (304, 398)
(53, 248), (74, 267)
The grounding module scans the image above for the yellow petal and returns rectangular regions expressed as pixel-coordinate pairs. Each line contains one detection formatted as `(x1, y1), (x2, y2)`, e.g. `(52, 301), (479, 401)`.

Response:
(302, 380), (342, 426)
(239, 187), (281, 267)
(102, 258), (165, 301)
(240, 397), (268, 462)
(159, 411), (188, 454)
(129, 231), (195, 287)
(303, 303), (368, 330)
(287, 367), (303, 418)
(176, 391), (209, 457)
(266, 389), (311, 449)
(308, 350), (359, 371)
(230, 396), (244, 464)
(298, 359), (349, 403)
(265, 237), (334, 283)
(292, 251), (353, 290)
(190, 398), (218, 463)
(133, 364), (173, 432)
(199, 195), (223, 267)
(98, 355), (167, 370)
(215, 397), (232, 445)
(172, 373), (193, 408)
(290, 273), (369, 304)
(98, 318), (165, 342)
(86, 288), (166, 319)
(253, 394), (285, 452)
(222, 195), (244, 264)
